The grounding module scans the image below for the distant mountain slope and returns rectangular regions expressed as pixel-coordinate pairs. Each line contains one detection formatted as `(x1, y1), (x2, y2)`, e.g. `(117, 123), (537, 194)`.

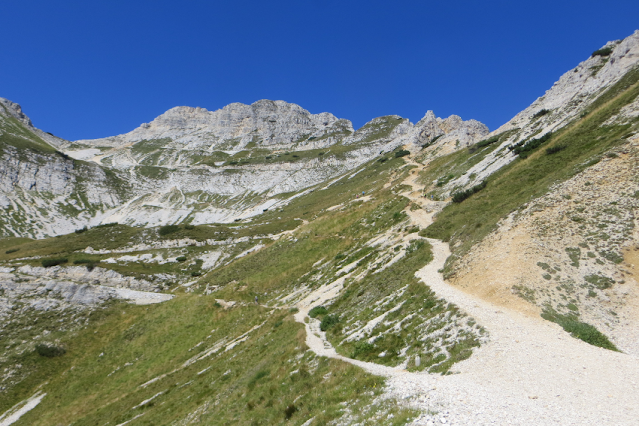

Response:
(0, 98), (487, 237)
(437, 30), (639, 194)
(0, 100), (126, 238)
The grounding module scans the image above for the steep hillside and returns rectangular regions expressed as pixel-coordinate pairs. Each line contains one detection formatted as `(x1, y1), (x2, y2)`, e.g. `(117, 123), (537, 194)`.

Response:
(0, 98), (485, 237)
(2, 31), (639, 426)
(0, 100), (127, 238)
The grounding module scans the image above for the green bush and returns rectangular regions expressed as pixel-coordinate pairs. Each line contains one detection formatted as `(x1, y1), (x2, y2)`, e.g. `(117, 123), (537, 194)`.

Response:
(190, 271), (202, 277)
(176, 256), (187, 262)
(5, 248), (19, 254)
(585, 274), (615, 289)
(599, 250), (623, 264)
(73, 258), (99, 271)
(532, 109), (551, 119)
(394, 149), (410, 158)
(94, 222), (118, 228)
(546, 144), (567, 155)
(284, 404), (298, 420)
(42, 258), (68, 268)
(159, 225), (180, 236)
(309, 306), (328, 318)
(475, 135), (500, 148)
(320, 314), (339, 331)
(74, 226), (88, 234)
(351, 341), (375, 359)
(510, 132), (553, 157)
(35, 343), (66, 357)
(451, 180), (487, 203)
(541, 308), (618, 351)
(592, 47), (613, 57)
(184, 224), (195, 230)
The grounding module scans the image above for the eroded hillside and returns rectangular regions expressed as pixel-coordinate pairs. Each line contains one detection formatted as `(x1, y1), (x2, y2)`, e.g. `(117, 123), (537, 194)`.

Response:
(2, 31), (639, 426)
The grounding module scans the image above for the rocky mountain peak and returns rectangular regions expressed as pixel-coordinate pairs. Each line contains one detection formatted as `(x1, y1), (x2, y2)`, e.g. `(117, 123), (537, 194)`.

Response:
(0, 97), (33, 127)
(76, 99), (353, 151)
(409, 111), (489, 150)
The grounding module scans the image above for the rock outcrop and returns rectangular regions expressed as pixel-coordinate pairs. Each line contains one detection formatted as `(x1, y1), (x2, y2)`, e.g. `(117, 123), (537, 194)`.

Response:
(436, 30), (639, 194)
(75, 100), (354, 151)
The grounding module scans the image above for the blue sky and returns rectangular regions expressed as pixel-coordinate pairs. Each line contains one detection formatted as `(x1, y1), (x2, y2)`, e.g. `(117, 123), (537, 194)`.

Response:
(2, 1), (639, 140)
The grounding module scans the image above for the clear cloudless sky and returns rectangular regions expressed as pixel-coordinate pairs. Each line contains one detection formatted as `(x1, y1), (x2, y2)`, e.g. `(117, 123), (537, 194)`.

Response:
(2, 0), (639, 140)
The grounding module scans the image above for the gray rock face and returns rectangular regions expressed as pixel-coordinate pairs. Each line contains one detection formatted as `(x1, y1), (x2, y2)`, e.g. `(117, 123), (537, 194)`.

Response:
(77, 100), (354, 151)
(408, 111), (489, 150)
(0, 98), (33, 127)
(0, 145), (122, 238)
(0, 96), (488, 237)
(444, 30), (639, 192)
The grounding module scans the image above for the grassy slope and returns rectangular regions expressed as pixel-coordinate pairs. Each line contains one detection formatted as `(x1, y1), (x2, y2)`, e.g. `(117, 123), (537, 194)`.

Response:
(423, 66), (639, 274)
(5, 298), (412, 426)
(1, 156), (422, 425)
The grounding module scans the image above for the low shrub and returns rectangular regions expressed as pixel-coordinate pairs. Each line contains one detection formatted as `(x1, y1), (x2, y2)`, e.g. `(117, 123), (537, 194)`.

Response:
(532, 109), (551, 119)
(176, 256), (187, 262)
(510, 132), (553, 158)
(94, 222), (118, 228)
(546, 144), (567, 155)
(159, 225), (180, 236)
(585, 274), (615, 289)
(451, 180), (487, 203)
(592, 47), (613, 57)
(541, 308), (618, 351)
(475, 135), (500, 148)
(599, 250), (623, 264)
(284, 404), (297, 420)
(190, 271), (202, 277)
(422, 134), (443, 149)
(309, 306), (328, 318)
(320, 314), (339, 331)
(5, 248), (19, 254)
(184, 224), (195, 230)
(42, 258), (68, 268)
(73, 258), (99, 271)
(74, 226), (88, 234)
(35, 343), (66, 357)
(394, 149), (410, 158)
(351, 341), (375, 359)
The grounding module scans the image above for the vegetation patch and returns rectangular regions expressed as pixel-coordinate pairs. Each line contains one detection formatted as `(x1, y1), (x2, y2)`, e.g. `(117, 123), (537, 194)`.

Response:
(41, 257), (68, 268)
(541, 308), (618, 351)
(35, 343), (66, 358)
(592, 47), (613, 57)
(510, 131), (554, 158)
(451, 180), (487, 203)
(584, 274), (615, 290)
(158, 224), (180, 236)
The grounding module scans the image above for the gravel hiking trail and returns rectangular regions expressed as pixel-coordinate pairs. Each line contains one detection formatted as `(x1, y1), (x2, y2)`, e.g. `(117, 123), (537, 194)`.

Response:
(295, 160), (639, 425)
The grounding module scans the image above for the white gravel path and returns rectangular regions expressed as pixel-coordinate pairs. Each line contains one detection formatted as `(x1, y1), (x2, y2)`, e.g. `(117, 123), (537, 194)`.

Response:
(294, 163), (639, 425)
(0, 392), (46, 426)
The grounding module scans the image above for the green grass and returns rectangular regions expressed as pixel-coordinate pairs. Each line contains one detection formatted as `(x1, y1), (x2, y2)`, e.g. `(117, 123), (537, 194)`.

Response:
(541, 308), (618, 351)
(0, 115), (57, 155)
(3, 295), (415, 425)
(422, 66), (639, 273)
(353, 116), (405, 144)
